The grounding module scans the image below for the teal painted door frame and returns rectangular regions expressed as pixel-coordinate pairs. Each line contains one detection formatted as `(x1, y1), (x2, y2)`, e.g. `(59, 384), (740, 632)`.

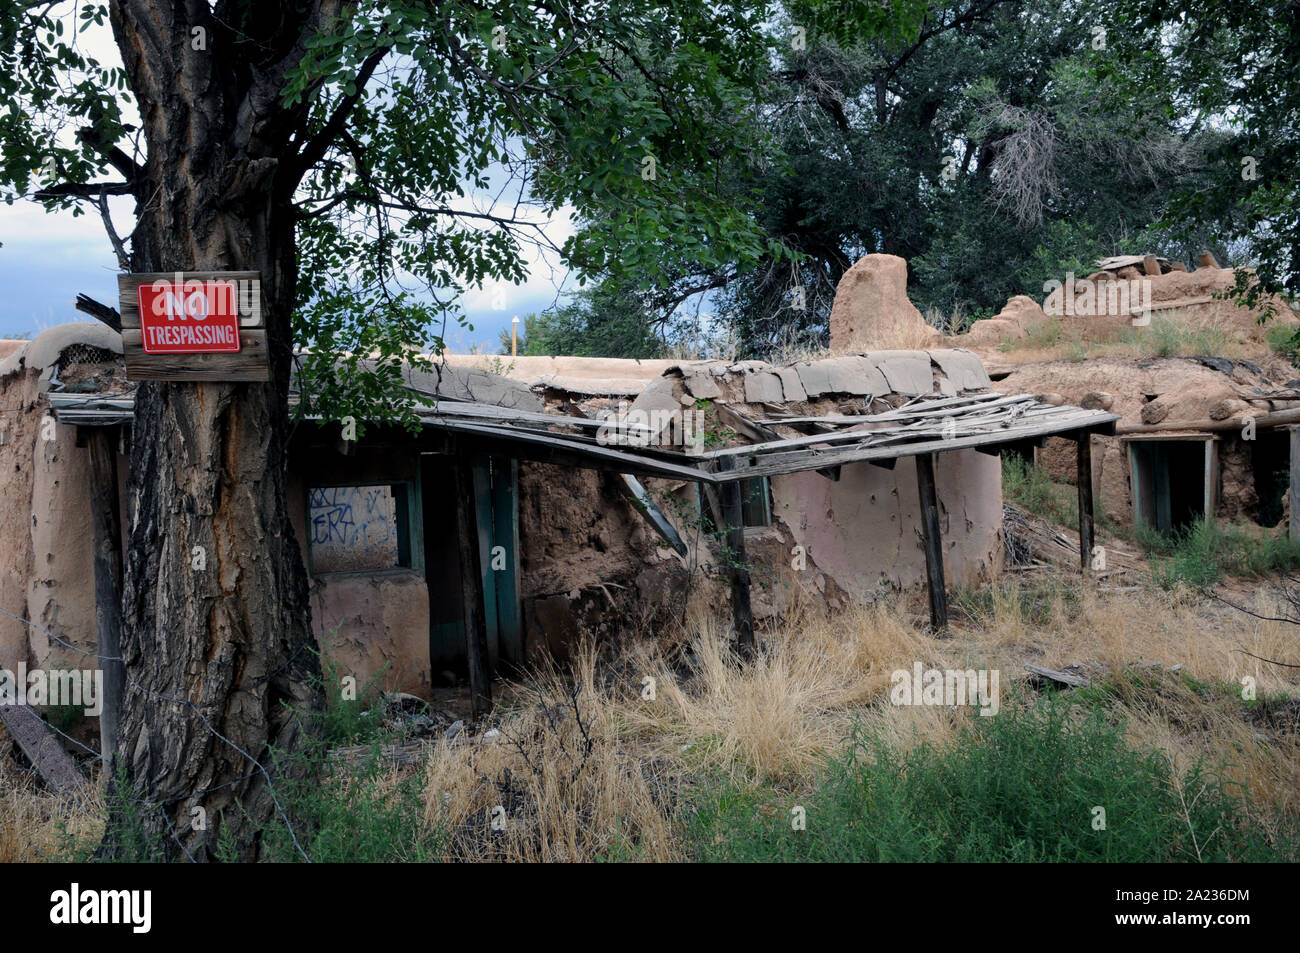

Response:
(470, 454), (523, 671)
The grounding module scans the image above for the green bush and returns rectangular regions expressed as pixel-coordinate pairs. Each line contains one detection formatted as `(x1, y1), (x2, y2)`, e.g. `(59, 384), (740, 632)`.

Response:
(1138, 520), (1300, 587)
(1002, 454), (1078, 527)
(686, 698), (1293, 862)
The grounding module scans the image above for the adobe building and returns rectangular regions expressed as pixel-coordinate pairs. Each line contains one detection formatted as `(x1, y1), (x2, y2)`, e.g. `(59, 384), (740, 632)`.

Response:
(0, 320), (1117, 700)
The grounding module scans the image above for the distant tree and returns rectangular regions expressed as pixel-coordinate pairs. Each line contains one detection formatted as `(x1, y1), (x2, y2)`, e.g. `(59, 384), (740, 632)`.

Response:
(1116, 0), (1300, 314)
(500, 283), (670, 358)
(572, 0), (1216, 356)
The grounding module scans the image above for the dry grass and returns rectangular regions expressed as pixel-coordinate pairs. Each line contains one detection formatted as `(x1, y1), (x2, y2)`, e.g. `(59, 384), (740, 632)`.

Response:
(976, 308), (1283, 364)
(412, 576), (1299, 860)
(2, 574), (1297, 861)
(0, 730), (102, 862)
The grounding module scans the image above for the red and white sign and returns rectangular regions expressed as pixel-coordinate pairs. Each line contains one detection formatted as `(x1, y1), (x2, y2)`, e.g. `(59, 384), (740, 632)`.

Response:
(137, 280), (242, 354)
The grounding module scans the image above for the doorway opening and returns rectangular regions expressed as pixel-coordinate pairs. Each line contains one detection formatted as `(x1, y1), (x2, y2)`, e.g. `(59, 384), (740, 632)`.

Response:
(420, 453), (523, 682)
(1126, 436), (1218, 536)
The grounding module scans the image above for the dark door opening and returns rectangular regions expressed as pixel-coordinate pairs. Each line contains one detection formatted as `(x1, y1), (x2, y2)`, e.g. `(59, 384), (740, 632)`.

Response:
(1251, 430), (1289, 528)
(422, 454), (466, 679)
(1129, 438), (1214, 535)
(421, 453), (523, 683)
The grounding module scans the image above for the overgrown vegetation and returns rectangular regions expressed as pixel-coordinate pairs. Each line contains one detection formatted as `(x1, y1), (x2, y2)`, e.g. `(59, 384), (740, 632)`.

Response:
(1001, 454), (1080, 528)
(687, 696), (1291, 862)
(1138, 521), (1300, 588)
(10, 577), (1294, 863)
(994, 313), (1252, 363)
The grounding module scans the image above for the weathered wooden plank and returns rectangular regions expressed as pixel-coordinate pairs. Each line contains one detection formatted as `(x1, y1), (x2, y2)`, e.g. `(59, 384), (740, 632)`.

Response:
(454, 456), (493, 720)
(423, 417), (718, 483)
(121, 329), (271, 382)
(755, 391), (1019, 426)
(0, 700), (89, 796)
(1025, 663), (1090, 688)
(117, 271), (263, 329)
(914, 453), (948, 632)
(85, 427), (124, 781)
(711, 413), (1120, 481)
(705, 397), (1081, 460)
(1290, 428), (1300, 543)
(619, 474), (688, 556)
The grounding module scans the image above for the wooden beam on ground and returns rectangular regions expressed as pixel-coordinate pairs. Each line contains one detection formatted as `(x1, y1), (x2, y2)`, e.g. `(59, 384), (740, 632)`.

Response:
(1076, 431), (1095, 572)
(914, 453), (948, 632)
(718, 457), (755, 659)
(0, 700), (88, 796)
(453, 457), (493, 719)
(1025, 663), (1090, 688)
(84, 426), (124, 780)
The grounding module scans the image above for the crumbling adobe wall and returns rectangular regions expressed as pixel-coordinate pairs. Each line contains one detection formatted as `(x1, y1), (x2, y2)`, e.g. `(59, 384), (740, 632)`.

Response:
(283, 466), (436, 699)
(625, 347), (1004, 609)
(516, 462), (704, 661)
(0, 364), (40, 672)
(0, 328), (120, 674)
(964, 259), (1298, 352)
(1001, 356), (1298, 525)
(308, 570), (433, 699)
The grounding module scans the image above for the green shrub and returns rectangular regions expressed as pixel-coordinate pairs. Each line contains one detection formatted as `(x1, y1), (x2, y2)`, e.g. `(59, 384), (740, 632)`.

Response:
(686, 697), (1293, 862)
(1002, 454), (1078, 526)
(1139, 520), (1300, 587)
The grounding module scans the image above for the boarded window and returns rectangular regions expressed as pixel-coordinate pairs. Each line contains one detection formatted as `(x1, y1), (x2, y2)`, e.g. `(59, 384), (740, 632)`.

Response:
(308, 484), (411, 573)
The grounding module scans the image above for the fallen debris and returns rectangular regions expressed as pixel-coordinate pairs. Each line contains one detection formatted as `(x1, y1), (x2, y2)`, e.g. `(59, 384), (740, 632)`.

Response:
(0, 702), (89, 796)
(1024, 662), (1091, 688)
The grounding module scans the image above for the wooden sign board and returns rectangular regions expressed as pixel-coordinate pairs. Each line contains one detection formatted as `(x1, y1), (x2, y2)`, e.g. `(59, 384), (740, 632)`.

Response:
(117, 271), (270, 382)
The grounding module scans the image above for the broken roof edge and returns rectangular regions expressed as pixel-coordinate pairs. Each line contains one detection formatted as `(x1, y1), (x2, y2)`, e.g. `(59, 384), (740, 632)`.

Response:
(0, 323), (123, 379)
(48, 388), (1119, 485)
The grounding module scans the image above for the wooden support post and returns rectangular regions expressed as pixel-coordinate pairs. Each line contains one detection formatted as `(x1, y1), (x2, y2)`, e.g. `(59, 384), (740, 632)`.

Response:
(914, 453), (948, 632)
(718, 460), (755, 659)
(1291, 427), (1300, 543)
(1076, 431), (1095, 571)
(85, 427), (124, 779)
(453, 456), (493, 719)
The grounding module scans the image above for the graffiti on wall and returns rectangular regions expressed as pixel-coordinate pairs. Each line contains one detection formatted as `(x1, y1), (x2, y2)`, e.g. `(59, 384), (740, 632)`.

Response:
(309, 484), (401, 573)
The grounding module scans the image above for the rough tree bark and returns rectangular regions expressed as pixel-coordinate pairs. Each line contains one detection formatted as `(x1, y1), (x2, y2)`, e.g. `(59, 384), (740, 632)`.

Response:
(103, 1), (342, 861)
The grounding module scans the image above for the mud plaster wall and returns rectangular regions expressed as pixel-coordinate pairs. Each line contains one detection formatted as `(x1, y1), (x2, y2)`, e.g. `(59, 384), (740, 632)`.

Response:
(1001, 357), (1299, 526)
(771, 449), (1004, 604)
(516, 461), (701, 662)
(0, 368), (99, 673)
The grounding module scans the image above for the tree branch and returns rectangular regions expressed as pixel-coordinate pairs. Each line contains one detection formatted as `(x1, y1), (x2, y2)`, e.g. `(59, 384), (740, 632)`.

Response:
(76, 127), (144, 185)
(287, 45), (390, 190)
(74, 294), (122, 333)
(33, 181), (133, 199)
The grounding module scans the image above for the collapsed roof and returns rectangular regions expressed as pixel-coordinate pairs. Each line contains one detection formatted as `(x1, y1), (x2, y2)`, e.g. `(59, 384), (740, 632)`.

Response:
(25, 324), (1118, 484)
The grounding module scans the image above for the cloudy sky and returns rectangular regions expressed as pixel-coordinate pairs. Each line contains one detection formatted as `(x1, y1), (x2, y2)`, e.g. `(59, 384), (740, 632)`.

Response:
(0, 13), (575, 353)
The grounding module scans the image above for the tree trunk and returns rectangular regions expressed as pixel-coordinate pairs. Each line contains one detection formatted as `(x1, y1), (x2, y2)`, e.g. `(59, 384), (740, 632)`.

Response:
(105, 2), (329, 861)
